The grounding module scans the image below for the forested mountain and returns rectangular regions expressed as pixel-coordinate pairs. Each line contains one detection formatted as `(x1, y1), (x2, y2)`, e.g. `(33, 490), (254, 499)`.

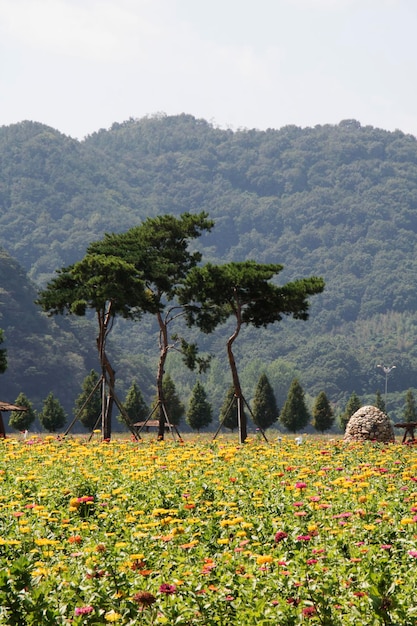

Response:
(1, 114), (417, 423)
(0, 248), (93, 411)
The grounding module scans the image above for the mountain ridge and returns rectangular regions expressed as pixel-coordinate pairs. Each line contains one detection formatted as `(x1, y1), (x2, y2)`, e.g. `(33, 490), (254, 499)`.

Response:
(1, 114), (417, 421)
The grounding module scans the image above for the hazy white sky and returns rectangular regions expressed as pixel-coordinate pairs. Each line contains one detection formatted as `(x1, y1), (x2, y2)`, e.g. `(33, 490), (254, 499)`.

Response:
(1, 0), (417, 139)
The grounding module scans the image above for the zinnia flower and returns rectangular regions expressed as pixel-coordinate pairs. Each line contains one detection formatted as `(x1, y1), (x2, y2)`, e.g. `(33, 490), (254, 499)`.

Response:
(105, 610), (122, 622)
(274, 531), (288, 543)
(159, 583), (177, 595)
(256, 555), (274, 565)
(75, 606), (94, 616)
(302, 606), (316, 617)
(133, 591), (156, 607)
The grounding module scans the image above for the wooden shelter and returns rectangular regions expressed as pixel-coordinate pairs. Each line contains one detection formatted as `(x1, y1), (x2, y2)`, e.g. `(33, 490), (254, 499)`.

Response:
(0, 402), (28, 438)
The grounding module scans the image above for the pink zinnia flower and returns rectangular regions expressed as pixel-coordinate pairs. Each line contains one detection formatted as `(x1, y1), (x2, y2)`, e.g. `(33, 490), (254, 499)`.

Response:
(159, 583), (177, 595)
(75, 606), (94, 616)
(274, 531), (288, 543)
(302, 606), (316, 617)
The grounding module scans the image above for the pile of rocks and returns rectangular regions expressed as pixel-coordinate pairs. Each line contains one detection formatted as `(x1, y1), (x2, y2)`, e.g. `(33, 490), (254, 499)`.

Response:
(343, 405), (395, 443)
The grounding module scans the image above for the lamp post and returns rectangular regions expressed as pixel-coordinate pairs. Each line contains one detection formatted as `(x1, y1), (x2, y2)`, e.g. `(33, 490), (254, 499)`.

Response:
(377, 364), (396, 405)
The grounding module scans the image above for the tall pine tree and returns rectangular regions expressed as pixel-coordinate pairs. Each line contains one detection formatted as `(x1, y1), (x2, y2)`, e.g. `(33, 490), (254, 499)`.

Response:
(279, 379), (310, 433)
(252, 373), (279, 431)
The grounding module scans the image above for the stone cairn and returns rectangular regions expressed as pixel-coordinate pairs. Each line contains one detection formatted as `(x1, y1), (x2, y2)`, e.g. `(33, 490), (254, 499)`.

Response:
(343, 405), (395, 443)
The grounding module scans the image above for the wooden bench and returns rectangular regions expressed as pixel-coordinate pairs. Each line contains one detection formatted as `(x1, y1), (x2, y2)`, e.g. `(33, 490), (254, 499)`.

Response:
(394, 422), (417, 443)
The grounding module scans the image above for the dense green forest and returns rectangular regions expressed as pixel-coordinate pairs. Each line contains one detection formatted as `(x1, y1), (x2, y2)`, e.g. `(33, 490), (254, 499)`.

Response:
(1, 114), (417, 428)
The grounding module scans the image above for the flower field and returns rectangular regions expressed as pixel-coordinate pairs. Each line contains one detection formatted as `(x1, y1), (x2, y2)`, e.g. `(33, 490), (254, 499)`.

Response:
(1, 435), (417, 624)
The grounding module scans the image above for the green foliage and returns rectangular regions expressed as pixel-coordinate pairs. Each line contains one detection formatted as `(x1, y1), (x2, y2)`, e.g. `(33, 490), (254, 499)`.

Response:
(219, 385), (239, 432)
(279, 378), (310, 433)
(121, 381), (149, 425)
(9, 393), (36, 432)
(186, 380), (213, 432)
(181, 261), (324, 333)
(252, 373), (279, 430)
(38, 392), (67, 432)
(36, 253), (152, 320)
(312, 390), (334, 433)
(340, 391), (362, 432)
(402, 389), (417, 423)
(73, 370), (102, 430)
(0, 555), (58, 625)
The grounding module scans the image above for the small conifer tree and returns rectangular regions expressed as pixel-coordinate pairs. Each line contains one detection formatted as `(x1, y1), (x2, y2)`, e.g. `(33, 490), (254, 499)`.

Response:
(39, 392), (67, 432)
(73, 370), (102, 430)
(375, 390), (386, 414)
(312, 391), (334, 433)
(122, 381), (149, 426)
(339, 391), (361, 432)
(186, 380), (213, 432)
(403, 389), (417, 423)
(152, 374), (184, 426)
(219, 385), (240, 432)
(252, 373), (279, 431)
(279, 379), (310, 433)
(9, 393), (36, 432)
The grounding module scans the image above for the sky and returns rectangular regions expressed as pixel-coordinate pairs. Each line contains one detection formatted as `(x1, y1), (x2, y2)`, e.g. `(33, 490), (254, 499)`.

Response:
(1, 0), (417, 140)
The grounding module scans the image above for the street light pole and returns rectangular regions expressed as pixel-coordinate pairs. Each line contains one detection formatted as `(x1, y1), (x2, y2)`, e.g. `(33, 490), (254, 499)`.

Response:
(377, 364), (396, 405)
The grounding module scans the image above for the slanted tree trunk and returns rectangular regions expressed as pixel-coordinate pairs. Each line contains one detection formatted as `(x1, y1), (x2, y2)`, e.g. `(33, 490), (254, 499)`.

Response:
(227, 295), (247, 444)
(96, 305), (115, 441)
(156, 310), (170, 440)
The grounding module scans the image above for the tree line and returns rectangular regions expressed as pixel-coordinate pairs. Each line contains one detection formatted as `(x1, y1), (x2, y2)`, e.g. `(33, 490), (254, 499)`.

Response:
(8, 372), (417, 437)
